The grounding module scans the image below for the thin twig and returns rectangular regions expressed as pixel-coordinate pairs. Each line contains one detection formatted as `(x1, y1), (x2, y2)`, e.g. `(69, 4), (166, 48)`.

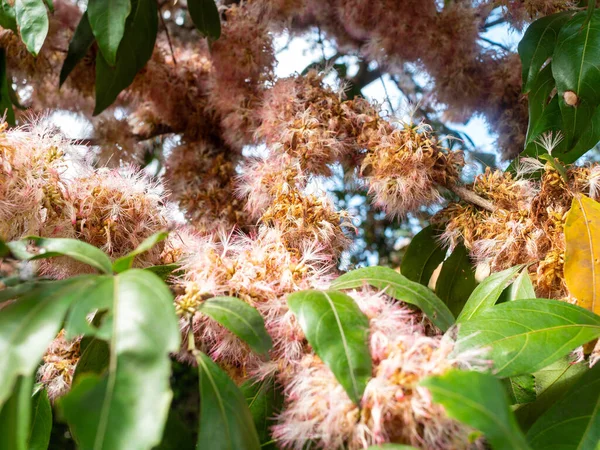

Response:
(481, 17), (505, 30)
(449, 184), (497, 212)
(158, 1), (177, 65)
(479, 37), (511, 52)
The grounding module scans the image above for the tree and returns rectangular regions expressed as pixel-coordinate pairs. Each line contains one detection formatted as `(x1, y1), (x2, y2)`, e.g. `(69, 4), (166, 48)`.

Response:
(1, 1), (600, 449)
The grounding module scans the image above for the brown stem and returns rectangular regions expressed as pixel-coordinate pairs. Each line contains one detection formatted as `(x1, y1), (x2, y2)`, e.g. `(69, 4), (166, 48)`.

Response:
(449, 184), (496, 212)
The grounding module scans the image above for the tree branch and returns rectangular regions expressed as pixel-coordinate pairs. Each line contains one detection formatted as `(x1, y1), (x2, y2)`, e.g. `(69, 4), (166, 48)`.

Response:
(448, 184), (496, 212)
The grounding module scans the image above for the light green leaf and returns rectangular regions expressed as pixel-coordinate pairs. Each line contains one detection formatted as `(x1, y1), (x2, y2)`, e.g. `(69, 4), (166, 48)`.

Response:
(0, 276), (99, 407)
(0, 0), (17, 32)
(331, 266), (455, 332)
(527, 363), (600, 449)
(240, 377), (283, 449)
(25, 236), (113, 274)
(60, 12), (95, 86)
(14, 0), (48, 56)
(112, 230), (168, 273)
(503, 374), (536, 405)
(195, 351), (260, 450)
(518, 11), (575, 92)
(87, 0), (131, 66)
(94, 0), (157, 115)
(422, 370), (530, 450)
(288, 289), (372, 404)
(0, 375), (33, 450)
(198, 296), (272, 358)
(59, 270), (180, 450)
(435, 244), (477, 319)
(400, 225), (447, 286)
(516, 357), (589, 432)
(28, 388), (52, 450)
(0, 49), (14, 126)
(456, 299), (600, 377)
(507, 270), (536, 301)
(457, 265), (523, 323)
(188, 0), (220, 40)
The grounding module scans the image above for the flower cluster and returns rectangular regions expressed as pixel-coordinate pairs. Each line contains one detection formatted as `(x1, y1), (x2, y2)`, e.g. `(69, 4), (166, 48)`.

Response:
(434, 162), (600, 299)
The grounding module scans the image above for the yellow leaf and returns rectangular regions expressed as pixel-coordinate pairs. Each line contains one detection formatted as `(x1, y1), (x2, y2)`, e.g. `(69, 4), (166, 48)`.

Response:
(564, 194), (600, 314)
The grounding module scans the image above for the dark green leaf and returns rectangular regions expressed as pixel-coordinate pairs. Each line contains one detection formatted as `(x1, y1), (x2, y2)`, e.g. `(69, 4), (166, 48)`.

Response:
(0, 0), (17, 32)
(240, 377), (283, 449)
(188, 0), (221, 40)
(503, 375), (536, 405)
(527, 363), (600, 449)
(422, 370), (530, 450)
(28, 388), (52, 450)
(144, 263), (180, 280)
(365, 446), (418, 449)
(198, 296), (272, 357)
(0, 280), (54, 303)
(507, 269), (536, 301)
(287, 290), (372, 404)
(87, 0), (131, 66)
(0, 375), (33, 450)
(94, 0), (157, 115)
(331, 266), (455, 332)
(195, 351), (260, 450)
(515, 357), (589, 431)
(435, 244), (477, 319)
(456, 299), (600, 377)
(59, 12), (95, 86)
(25, 236), (113, 274)
(518, 11), (575, 92)
(553, 10), (600, 151)
(400, 225), (447, 286)
(0, 49), (15, 126)
(153, 408), (195, 450)
(112, 230), (168, 273)
(60, 270), (180, 450)
(0, 276), (99, 407)
(457, 265), (523, 323)
(14, 0), (49, 56)
(0, 237), (8, 257)
(72, 338), (110, 381)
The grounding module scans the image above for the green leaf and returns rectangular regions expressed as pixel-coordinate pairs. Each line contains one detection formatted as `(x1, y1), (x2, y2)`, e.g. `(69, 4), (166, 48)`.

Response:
(400, 225), (447, 286)
(72, 338), (110, 381)
(112, 230), (168, 273)
(198, 296), (272, 358)
(0, 375), (33, 450)
(14, 0), (49, 56)
(28, 388), (52, 450)
(457, 265), (523, 323)
(456, 299), (600, 377)
(94, 0), (157, 115)
(0, 0), (17, 32)
(421, 370), (530, 450)
(144, 263), (180, 280)
(435, 244), (477, 319)
(195, 351), (260, 450)
(518, 11), (575, 92)
(240, 377), (283, 449)
(553, 10), (600, 151)
(87, 0), (131, 66)
(59, 270), (180, 450)
(527, 363), (600, 449)
(60, 12), (95, 86)
(0, 49), (15, 126)
(331, 266), (455, 332)
(515, 357), (589, 431)
(0, 280), (53, 303)
(0, 276), (99, 407)
(25, 237), (113, 274)
(188, 0), (221, 40)
(153, 409), (195, 450)
(503, 374), (536, 405)
(507, 269), (536, 301)
(287, 290), (372, 404)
